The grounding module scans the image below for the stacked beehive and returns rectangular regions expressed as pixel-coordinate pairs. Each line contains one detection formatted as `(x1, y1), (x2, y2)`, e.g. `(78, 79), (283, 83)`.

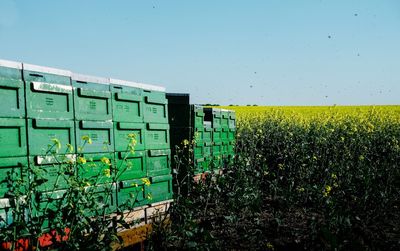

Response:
(204, 108), (236, 169)
(0, 60), (27, 228)
(72, 74), (117, 216)
(0, 59), (173, 230)
(110, 79), (173, 208)
(167, 94), (212, 174)
(167, 95), (236, 176)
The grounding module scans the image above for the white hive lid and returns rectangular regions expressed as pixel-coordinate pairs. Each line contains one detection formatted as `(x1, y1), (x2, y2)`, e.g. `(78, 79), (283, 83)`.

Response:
(71, 73), (109, 85)
(23, 63), (71, 77)
(110, 78), (165, 92)
(0, 59), (22, 69)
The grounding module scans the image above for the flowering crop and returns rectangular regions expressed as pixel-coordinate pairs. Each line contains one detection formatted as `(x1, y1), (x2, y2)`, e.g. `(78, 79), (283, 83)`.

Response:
(216, 105), (400, 249)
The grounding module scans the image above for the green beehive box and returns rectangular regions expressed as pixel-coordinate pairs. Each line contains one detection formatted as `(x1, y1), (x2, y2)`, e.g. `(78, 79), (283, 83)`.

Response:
(221, 128), (229, 143)
(110, 79), (144, 123)
(75, 120), (114, 153)
(147, 174), (173, 204)
(29, 155), (75, 192)
(193, 144), (204, 160)
(192, 105), (205, 129)
(0, 60), (25, 118)
(72, 74), (112, 121)
(0, 118), (27, 157)
(213, 142), (222, 156)
(143, 90), (168, 124)
(194, 157), (205, 174)
(145, 123), (170, 150)
(229, 111), (236, 129)
(146, 149), (171, 177)
(0, 157), (27, 198)
(203, 142), (212, 157)
(203, 122), (213, 143)
(117, 178), (147, 209)
(27, 119), (75, 156)
(77, 153), (114, 184)
(23, 63), (73, 120)
(202, 156), (212, 172)
(212, 127), (222, 144)
(220, 109), (230, 129)
(115, 151), (146, 181)
(114, 122), (145, 151)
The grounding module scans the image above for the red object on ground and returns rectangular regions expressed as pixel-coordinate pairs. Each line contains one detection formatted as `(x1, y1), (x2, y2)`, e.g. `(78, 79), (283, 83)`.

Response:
(38, 228), (70, 248)
(0, 228), (70, 251)
(0, 239), (29, 251)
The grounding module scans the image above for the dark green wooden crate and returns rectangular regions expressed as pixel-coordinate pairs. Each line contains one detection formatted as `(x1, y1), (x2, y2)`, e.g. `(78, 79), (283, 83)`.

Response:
(72, 74), (112, 121)
(27, 119), (75, 156)
(0, 118), (27, 157)
(115, 151), (146, 181)
(0, 60), (25, 118)
(23, 64), (73, 120)
(114, 122), (145, 151)
(75, 120), (114, 153)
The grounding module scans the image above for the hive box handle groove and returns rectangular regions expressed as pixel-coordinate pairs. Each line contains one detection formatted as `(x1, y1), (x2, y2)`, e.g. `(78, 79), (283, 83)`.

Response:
(115, 93), (141, 102)
(148, 149), (170, 157)
(33, 119), (73, 128)
(78, 88), (111, 99)
(80, 121), (113, 129)
(118, 122), (145, 130)
(147, 123), (169, 130)
(0, 78), (23, 88)
(145, 96), (167, 105)
(31, 82), (72, 94)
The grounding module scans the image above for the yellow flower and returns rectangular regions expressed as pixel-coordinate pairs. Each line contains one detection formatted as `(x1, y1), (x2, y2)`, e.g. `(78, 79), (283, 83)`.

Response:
(323, 185), (332, 197)
(147, 193), (153, 200)
(77, 156), (87, 164)
(182, 139), (189, 147)
(103, 168), (111, 177)
(82, 135), (92, 144)
(66, 143), (74, 153)
(331, 173), (337, 179)
(131, 182), (138, 187)
(51, 138), (61, 150)
(141, 178), (151, 186)
(297, 187), (305, 192)
(266, 242), (274, 250)
(101, 157), (111, 166)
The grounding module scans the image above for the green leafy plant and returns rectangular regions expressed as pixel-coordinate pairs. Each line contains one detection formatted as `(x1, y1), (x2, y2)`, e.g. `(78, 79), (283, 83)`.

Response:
(0, 133), (149, 251)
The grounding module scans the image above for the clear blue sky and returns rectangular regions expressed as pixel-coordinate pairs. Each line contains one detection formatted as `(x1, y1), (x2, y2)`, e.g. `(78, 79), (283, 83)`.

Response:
(1, 0), (399, 105)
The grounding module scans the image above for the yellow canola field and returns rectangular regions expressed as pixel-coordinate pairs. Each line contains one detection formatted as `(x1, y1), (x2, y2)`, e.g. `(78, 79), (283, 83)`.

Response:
(216, 105), (400, 126)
